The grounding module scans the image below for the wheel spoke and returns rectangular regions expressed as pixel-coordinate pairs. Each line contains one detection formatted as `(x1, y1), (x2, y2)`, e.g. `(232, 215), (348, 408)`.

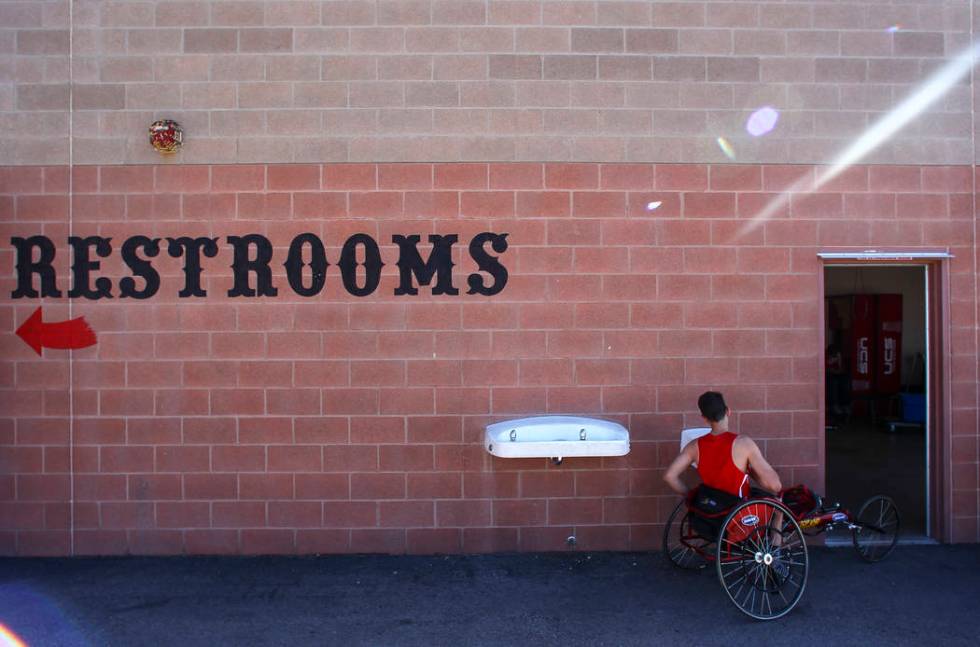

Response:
(776, 582), (789, 607)
(721, 557), (756, 572)
(739, 527), (762, 554)
(670, 545), (691, 566)
(853, 497), (899, 563)
(720, 537), (755, 556)
(665, 502), (712, 570)
(779, 534), (803, 549)
(719, 500), (808, 620)
(731, 579), (746, 605)
(723, 568), (749, 590)
(762, 586), (773, 617)
(722, 566), (752, 584)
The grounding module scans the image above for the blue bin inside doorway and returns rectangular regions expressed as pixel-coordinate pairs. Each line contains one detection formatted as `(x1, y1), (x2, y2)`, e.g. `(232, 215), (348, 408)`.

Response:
(900, 393), (925, 424)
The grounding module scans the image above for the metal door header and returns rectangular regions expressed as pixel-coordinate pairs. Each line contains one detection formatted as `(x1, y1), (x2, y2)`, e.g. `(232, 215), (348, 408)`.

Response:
(818, 250), (953, 261)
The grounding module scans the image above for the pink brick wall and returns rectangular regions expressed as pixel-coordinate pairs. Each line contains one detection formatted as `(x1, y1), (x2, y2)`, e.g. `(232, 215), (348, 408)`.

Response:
(1, 161), (977, 555)
(1, 0), (974, 165)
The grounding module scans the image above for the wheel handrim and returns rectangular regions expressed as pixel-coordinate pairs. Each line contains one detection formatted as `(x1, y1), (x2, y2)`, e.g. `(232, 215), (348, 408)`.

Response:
(716, 500), (808, 620)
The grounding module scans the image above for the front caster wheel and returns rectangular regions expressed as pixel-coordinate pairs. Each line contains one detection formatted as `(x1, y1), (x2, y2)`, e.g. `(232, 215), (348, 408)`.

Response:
(852, 495), (900, 563)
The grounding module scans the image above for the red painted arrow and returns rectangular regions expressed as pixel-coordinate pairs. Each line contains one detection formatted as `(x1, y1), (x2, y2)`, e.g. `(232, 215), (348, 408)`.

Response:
(15, 307), (97, 356)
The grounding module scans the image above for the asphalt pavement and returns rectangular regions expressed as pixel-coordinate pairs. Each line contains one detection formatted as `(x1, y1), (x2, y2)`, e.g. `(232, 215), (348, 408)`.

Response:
(2, 545), (978, 646)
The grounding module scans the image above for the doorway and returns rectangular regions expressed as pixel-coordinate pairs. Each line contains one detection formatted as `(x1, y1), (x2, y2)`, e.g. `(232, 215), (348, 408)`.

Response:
(823, 265), (929, 538)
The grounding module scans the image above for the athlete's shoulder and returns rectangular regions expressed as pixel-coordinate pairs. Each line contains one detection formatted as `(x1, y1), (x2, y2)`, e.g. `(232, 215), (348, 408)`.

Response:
(681, 436), (700, 455)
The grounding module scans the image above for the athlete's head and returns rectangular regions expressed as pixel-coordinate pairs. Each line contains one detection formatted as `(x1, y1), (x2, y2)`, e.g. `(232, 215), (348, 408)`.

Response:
(698, 391), (728, 424)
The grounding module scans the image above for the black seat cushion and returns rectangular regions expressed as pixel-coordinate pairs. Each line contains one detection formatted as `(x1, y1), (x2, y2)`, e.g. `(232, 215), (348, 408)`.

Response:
(688, 484), (741, 539)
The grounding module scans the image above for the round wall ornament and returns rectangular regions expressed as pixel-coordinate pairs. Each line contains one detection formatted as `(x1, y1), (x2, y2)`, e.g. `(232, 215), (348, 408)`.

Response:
(148, 119), (183, 154)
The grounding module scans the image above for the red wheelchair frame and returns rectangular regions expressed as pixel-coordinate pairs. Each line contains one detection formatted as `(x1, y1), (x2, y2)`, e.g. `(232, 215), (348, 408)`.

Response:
(663, 484), (900, 620)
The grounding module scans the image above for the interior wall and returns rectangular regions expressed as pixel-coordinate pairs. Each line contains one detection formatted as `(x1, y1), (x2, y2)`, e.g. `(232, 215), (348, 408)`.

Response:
(825, 266), (927, 387)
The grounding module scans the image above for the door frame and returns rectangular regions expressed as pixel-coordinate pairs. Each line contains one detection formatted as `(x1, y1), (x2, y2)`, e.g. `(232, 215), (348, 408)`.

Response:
(819, 258), (951, 542)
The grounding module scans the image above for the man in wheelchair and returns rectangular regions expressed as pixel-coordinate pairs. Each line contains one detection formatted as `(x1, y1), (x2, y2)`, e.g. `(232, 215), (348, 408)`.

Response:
(660, 392), (899, 620)
(663, 391), (784, 541)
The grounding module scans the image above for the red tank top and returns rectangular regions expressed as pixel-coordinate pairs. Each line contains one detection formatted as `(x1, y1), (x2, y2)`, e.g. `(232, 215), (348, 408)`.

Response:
(697, 432), (748, 498)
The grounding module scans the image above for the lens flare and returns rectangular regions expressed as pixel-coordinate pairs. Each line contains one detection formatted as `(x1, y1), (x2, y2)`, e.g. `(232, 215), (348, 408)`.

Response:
(716, 137), (736, 160)
(886, 25), (902, 33)
(740, 40), (980, 237)
(0, 624), (27, 647)
(746, 106), (779, 136)
(0, 585), (91, 647)
(646, 201), (662, 211)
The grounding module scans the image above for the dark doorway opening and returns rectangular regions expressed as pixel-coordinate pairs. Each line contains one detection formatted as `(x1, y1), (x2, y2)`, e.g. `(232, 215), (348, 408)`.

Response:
(824, 266), (928, 538)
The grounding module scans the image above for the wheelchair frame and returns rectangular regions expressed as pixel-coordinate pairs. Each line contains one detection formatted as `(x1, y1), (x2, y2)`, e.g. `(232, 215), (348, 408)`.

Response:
(663, 485), (901, 620)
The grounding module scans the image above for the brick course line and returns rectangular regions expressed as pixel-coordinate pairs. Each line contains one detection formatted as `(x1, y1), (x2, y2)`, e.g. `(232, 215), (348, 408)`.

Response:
(0, 161), (977, 553)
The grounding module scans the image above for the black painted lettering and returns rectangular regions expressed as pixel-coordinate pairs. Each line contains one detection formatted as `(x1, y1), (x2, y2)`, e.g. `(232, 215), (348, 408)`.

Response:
(393, 234), (459, 296)
(284, 233), (328, 297)
(68, 236), (113, 299)
(166, 236), (218, 298)
(466, 232), (509, 296)
(119, 236), (161, 299)
(338, 234), (383, 297)
(227, 234), (278, 297)
(11, 235), (62, 298)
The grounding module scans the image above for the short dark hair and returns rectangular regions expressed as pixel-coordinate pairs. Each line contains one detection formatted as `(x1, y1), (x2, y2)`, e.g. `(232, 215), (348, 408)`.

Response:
(698, 391), (727, 422)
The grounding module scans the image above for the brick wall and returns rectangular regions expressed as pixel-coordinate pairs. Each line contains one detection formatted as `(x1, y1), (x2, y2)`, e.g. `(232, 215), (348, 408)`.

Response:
(1, 161), (977, 555)
(1, 0), (974, 165)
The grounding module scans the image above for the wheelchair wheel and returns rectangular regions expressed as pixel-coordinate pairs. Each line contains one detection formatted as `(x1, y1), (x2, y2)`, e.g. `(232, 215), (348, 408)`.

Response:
(663, 500), (711, 570)
(715, 499), (808, 621)
(852, 495), (900, 563)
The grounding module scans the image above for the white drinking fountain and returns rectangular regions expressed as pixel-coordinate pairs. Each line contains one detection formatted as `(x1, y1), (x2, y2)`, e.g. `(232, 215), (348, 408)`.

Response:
(485, 416), (630, 465)
(680, 427), (711, 466)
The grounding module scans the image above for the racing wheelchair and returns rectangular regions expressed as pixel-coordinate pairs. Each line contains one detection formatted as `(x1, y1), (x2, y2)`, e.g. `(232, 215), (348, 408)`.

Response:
(662, 483), (900, 620)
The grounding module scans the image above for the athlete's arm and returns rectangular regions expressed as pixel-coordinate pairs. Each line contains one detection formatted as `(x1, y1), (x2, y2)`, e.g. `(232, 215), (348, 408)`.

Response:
(663, 440), (699, 495)
(740, 437), (783, 493)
